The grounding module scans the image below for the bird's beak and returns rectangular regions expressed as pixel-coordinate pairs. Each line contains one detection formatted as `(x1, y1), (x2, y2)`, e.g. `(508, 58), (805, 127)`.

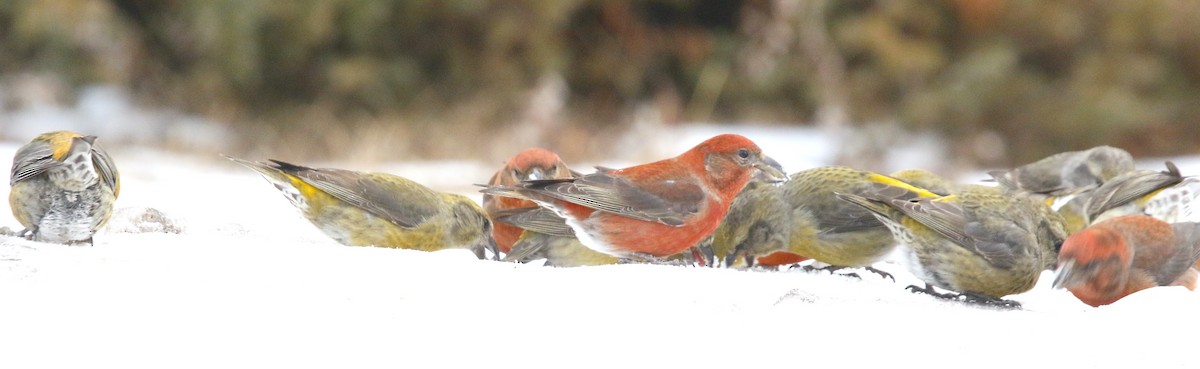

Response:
(474, 235), (499, 261)
(1051, 259), (1080, 289)
(753, 155), (786, 183)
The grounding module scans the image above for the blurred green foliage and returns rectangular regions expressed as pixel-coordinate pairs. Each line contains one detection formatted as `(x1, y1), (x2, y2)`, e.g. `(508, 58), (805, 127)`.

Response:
(1, 0), (1198, 163)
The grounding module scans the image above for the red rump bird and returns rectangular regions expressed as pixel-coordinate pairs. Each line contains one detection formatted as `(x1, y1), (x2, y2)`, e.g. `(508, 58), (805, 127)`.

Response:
(482, 134), (785, 259)
(1053, 215), (1200, 307)
(482, 148), (575, 254)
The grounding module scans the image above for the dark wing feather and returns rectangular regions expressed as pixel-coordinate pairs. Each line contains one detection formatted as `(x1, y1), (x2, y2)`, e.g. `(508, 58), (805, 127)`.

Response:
(90, 141), (120, 196)
(519, 172), (705, 227)
(9, 140), (57, 185)
(492, 207), (576, 237)
(895, 196), (1028, 268)
(271, 160), (438, 229)
(1087, 162), (1184, 219)
(889, 197), (973, 248)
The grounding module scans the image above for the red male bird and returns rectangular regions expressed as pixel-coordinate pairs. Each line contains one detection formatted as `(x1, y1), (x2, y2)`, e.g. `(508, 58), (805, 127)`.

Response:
(482, 134), (785, 259)
(1053, 215), (1200, 307)
(482, 148), (574, 254)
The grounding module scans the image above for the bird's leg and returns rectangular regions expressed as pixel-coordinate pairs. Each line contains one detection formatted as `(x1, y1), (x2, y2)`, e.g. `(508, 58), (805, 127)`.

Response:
(864, 267), (896, 282)
(17, 227), (36, 240)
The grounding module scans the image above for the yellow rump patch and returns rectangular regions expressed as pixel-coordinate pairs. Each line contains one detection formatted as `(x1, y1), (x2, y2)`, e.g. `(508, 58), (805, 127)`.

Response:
(38, 131), (84, 160)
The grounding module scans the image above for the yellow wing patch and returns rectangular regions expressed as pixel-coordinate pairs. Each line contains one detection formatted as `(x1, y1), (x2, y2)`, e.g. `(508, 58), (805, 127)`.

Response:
(867, 173), (941, 198)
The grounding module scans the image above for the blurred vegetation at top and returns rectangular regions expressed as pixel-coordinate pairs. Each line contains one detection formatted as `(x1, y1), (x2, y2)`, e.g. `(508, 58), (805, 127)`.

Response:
(2, 0), (1199, 165)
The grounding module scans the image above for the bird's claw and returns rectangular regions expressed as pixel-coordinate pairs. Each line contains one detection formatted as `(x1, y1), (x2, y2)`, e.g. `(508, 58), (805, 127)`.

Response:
(906, 284), (1022, 309)
(865, 267), (896, 282)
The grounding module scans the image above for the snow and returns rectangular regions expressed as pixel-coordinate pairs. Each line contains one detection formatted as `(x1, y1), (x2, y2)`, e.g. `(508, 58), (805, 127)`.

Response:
(2, 129), (1200, 369)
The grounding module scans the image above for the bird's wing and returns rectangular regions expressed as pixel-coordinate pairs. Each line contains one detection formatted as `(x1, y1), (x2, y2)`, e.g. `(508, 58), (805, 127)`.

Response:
(271, 160), (437, 229)
(491, 206), (576, 237)
(891, 195), (1027, 268)
(1159, 222), (1200, 286)
(1087, 162), (1184, 219)
(820, 180), (928, 234)
(520, 171), (706, 227)
(503, 232), (551, 263)
(90, 141), (120, 196)
(9, 140), (57, 185)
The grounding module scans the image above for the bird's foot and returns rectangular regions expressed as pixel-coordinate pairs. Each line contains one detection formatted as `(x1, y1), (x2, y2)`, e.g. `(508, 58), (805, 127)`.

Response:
(906, 284), (1022, 309)
(66, 237), (95, 246)
(865, 267), (896, 282)
(798, 264), (863, 280)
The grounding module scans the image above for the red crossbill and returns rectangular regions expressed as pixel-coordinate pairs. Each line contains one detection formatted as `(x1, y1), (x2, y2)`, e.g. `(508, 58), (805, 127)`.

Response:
(1053, 215), (1200, 307)
(989, 145), (1134, 197)
(225, 156), (496, 259)
(482, 148), (574, 254)
(770, 166), (941, 277)
(838, 185), (1067, 308)
(8, 131), (119, 244)
(482, 134), (785, 259)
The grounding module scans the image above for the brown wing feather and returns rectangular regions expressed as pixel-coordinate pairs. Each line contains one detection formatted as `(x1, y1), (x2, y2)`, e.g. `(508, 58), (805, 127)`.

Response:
(269, 160), (439, 229)
(516, 171), (705, 227)
(9, 140), (57, 185)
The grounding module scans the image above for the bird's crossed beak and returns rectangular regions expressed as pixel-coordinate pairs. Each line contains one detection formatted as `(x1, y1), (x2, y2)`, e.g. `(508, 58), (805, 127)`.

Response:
(1051, 259), (1081, 289)
(474, 234), (500, 261)
(753, 155), (787, 183)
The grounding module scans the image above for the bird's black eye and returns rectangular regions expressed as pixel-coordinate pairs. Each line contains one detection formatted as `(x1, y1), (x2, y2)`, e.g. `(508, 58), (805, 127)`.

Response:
(549, 164), (558, 172)
(511, 169), (521, 177)
(1053, 239), (1064, 253)
(737, 149), (750, 159)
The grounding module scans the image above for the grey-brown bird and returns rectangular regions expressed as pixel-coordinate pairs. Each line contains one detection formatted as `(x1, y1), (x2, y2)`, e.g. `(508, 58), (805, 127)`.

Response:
(838, 185), (1067, 308)
(9, 131), (120, 244)
(989, 145), (1134, 197)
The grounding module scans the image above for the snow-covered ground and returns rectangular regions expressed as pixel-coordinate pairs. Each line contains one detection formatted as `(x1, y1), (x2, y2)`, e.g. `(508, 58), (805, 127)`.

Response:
(2, 127), (1200, 368)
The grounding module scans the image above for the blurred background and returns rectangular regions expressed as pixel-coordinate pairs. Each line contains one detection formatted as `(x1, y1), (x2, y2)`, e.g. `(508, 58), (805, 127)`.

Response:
(2, 0), (1199, 174)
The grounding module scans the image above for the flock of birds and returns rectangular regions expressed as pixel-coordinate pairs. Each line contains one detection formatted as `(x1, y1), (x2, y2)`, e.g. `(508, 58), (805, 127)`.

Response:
(6, 130), (1200, 310)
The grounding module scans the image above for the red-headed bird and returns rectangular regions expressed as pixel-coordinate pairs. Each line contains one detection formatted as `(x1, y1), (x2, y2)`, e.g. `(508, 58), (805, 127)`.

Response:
(482, 134), (785, 259)
(1053, 215), (1200, 307)
(482, 148), (575, 254)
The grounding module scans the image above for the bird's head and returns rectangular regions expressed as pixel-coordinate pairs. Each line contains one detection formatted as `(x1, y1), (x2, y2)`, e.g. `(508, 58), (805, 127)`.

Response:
(1052, 225), (1131, 295)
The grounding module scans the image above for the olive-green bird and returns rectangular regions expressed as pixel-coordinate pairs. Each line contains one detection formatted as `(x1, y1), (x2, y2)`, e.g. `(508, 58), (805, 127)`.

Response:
(988, 145), (1134, 197)
(694, 180), (791, 268)
(493, 206), (618, 267)
(225, 155), (496, 259)
(837, 185), (1068, 308)
(777, 166), (942, 278)
(9, 131), (119, 245)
